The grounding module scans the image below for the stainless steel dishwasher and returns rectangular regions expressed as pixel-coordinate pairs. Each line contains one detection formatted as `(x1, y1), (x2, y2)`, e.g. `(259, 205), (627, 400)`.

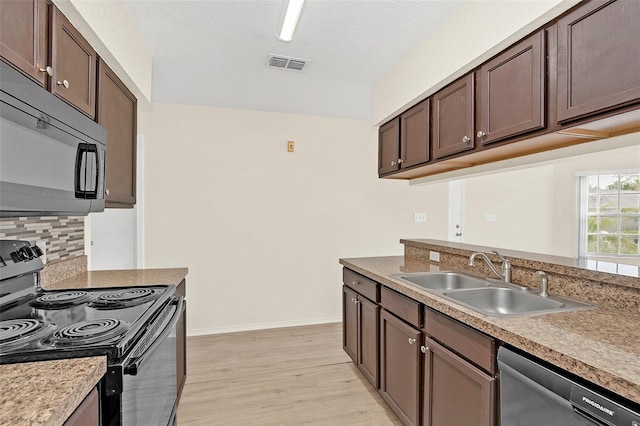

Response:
(498, 346), (640, 426)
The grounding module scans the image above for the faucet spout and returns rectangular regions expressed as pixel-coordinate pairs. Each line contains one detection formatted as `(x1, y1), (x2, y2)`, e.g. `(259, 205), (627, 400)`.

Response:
(468, 251), (512, 283)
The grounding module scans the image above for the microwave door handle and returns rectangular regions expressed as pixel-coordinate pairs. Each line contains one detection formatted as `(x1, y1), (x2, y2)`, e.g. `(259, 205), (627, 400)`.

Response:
(75, 143), (89, 198)
(123, 297), (184, 376)
(84, 144), (99, 198)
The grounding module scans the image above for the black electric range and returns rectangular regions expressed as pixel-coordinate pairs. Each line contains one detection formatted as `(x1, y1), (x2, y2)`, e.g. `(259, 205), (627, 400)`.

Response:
(0, 240), (182, 425)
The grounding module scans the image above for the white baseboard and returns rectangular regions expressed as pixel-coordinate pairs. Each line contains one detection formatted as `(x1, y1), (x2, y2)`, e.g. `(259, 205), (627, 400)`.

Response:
(187, 316), (342, 337)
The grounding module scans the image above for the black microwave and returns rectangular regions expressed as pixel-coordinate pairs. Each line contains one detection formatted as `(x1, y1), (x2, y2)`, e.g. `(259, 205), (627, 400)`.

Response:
(0, 59), (106, 217)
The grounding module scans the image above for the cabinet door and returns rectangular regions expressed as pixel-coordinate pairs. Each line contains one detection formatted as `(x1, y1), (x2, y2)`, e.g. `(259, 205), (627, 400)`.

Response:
(50, 6), (97, 118)
(378, 118), (400, 175)
(380, 309), (421, 426)
(0, 0), (48, 86)
(357, 295), (379, 388)
(557, 0), (640, 122)
(400, 100), (430, 168)
(422, 337), (495, 426)
(343, 286), (358, 363)
(433, 74), (474, 159)
(98, 59), (137, 207)
(477, 31), (545, 145)
(63, 387), (99, 426)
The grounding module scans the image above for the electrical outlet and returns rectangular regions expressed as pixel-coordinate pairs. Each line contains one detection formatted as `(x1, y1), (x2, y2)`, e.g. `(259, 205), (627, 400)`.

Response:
(429, 251), (440, 262)
(414, 212), (427, 223)
(287, 141), (295, 152)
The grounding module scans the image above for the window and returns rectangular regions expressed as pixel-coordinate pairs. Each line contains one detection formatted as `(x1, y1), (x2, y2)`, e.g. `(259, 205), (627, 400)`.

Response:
(580, 173), (640, 258)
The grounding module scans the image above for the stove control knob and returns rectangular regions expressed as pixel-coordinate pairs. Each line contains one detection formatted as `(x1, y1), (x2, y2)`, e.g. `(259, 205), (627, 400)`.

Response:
(18, 246), (34, 261)
(32, 245), (44, 257)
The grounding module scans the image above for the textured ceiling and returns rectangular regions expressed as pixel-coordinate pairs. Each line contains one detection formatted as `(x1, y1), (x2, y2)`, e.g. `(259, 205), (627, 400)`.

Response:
(124, 0), (461, 120)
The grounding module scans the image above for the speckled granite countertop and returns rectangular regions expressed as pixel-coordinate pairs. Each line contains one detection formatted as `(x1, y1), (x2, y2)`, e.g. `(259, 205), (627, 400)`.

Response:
(340, 256), (640, 404)
(42, 268), (188, 290)
(0, 357), (105, 426)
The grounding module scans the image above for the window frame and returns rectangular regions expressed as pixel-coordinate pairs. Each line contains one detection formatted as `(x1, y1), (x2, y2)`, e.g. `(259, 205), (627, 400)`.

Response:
(578, 169), (640, 259)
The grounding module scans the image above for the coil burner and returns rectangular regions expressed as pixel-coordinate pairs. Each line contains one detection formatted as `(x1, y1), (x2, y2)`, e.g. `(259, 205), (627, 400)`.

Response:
(91, 288), (158, 309)
(32, 291), (91, 309)
(0, 319), (53, 351)
(49, 318), (128, 345)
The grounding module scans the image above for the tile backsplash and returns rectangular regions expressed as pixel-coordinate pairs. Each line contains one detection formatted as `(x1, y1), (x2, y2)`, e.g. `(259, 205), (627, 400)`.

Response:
(0, 216), (84, 263)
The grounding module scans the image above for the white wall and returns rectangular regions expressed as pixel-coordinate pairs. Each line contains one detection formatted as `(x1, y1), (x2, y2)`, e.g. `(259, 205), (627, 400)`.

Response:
(88, 208), (137, 270)
(139, 103), (448, 334)
(463, 165), (556, 254)
(372, 0), (578, 125)
(459, 134), (640, 258)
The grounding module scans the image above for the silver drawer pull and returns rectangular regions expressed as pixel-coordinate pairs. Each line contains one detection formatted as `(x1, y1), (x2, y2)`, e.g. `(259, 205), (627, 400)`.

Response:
(408, 338), (416, 345)
(352, 281), (359, 286)
(421, 345), (429, 353)
(57, 79), (70, 89)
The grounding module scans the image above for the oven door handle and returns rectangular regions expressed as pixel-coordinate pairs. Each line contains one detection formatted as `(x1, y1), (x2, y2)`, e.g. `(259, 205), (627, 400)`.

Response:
(123, 296), (184, 376)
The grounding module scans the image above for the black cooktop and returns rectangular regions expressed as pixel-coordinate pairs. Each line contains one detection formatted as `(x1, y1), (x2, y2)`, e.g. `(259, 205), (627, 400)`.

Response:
(0, 285), (173, 363)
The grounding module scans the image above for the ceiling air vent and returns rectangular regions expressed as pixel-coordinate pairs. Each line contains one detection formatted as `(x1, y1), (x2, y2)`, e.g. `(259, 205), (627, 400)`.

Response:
(266, 54), (309, 72)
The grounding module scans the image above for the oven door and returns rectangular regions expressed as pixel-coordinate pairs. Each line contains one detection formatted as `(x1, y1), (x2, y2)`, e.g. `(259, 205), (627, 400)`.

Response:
(119, 296), (183, 426)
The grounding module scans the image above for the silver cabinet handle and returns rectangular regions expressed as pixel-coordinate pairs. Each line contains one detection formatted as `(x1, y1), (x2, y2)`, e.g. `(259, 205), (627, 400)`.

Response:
(477, 131), (486, 138)
(39, 66), (53, 76)
(351, 298), (355, 303)
(57, 79), (70, 89)
(397, 158), (403, 164)
(390, 161), (396, 166)
(105, 189), (110, 196)
(462, 136), (471, 144)
(421, 345), (429, 353)
(352, 281), (359, 286)
(408, 338), (416, 345)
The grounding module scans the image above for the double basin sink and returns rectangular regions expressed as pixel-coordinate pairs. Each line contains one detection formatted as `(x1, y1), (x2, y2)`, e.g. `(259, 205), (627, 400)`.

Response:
(393, 271), (593, 317)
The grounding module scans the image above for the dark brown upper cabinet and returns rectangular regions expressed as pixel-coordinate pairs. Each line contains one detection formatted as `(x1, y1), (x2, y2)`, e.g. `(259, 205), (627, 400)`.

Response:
(0, 0), (48, 86)
(432, 74), (475, 159)
(557, 0), (640, 122)
(400, 100), (430, 168)
(477, 31), (545, 145)
(50, 6), (97, 119)
(378, 118), (400, 175)
(97, 59), (137, 207)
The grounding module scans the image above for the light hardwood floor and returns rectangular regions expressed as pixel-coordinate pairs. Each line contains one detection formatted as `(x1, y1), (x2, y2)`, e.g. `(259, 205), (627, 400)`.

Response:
(177, 322), (402, 425)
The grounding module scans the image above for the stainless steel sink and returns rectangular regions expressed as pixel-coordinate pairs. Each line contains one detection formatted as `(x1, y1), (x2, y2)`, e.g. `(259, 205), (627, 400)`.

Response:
(441, 287), (592, 317)
(393, 271), (490, 291)
(391, 271), (593, 318)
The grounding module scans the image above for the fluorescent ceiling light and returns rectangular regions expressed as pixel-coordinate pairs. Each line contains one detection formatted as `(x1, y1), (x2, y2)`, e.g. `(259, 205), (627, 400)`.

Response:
(278, 0), (304, 42)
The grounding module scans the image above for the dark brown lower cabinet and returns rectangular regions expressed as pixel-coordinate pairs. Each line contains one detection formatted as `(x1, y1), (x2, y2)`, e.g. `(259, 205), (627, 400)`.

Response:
(422, 337), (496, 426)
(343, 285), (379, 388)
(380, 309), (421, 426)
(357, 295), (379, 387)
(63, 386), (99, 426)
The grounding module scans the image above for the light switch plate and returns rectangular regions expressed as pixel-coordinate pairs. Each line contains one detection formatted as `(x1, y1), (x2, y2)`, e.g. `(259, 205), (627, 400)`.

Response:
(485, 213), (497, 222)
(414, 212), (427, 223)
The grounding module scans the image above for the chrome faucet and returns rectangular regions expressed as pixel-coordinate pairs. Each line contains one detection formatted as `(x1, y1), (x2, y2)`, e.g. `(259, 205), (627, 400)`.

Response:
(468, 250), (512, 283)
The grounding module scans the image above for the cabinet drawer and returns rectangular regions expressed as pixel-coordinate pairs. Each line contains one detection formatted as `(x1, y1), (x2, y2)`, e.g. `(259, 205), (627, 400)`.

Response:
(381, 286), (421, 328)
(424, 307), (495, 374)
(343, 268), (379, 302)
